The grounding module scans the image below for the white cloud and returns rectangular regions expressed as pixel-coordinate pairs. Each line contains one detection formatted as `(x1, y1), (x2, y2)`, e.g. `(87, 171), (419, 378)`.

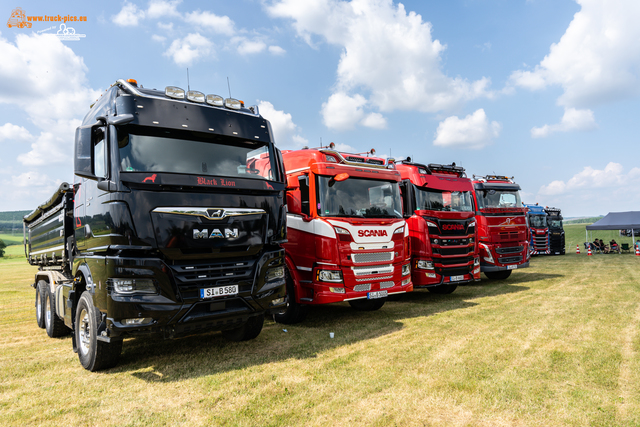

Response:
(112, 2), (145, 26)
(151, 34), (166, 43)
(321, 92), (366, 131)
(258, 100), (308, 149)
(510, 0), (640, 109)
(267, 0), (493, 130)
(433, 109), (501, 149)
(236, 39), (267, 55)
(184, 11), (235, 36)
(332, 142), (357, 152)
(164, 33), (213, 66)
(0, 123), (32, 142)
(147, 0), (182, 19)
(539, 162), (639, 196)
(0, 34), (99, 167)
(157, 22), (174, 31)
(531, 107), (596, 138)
(361, 112), (387, 129)
(268, 45), (286, 55)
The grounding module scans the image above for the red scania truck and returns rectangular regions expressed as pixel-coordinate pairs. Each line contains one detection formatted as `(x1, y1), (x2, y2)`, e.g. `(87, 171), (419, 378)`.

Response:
(275, 144), (413, 323)
(471, 175), (530, 280)
(396, 160), (480, 294)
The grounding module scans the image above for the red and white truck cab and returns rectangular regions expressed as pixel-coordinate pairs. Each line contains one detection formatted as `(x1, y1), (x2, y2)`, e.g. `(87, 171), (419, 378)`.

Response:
(471, 175), (530, 280)
(396, 160), (480, 294)
(276, 144), (413, 323)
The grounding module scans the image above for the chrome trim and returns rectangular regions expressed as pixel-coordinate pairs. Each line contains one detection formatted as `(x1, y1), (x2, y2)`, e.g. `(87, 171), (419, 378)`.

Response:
(152, 207), (265, 220)
(320, 149), (390, 169)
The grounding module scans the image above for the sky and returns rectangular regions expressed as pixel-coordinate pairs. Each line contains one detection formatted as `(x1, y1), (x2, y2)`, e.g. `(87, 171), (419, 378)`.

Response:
(0, 0), (639, 217)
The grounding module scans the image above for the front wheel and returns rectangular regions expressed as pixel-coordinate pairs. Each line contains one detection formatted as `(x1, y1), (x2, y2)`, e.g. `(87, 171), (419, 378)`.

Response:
(273, 268), (308, 324)
(484, 270), (512, 280)
(75, 291), (122, 371)
(35, 280), (46, 329)
(427, 284), (458, 294)
(222, 314), (265, 342)
(348, 298), (386, 311)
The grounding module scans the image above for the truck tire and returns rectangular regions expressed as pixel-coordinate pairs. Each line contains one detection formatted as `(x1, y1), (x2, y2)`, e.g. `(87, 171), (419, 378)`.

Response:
(273, 268), (308, 324)
(427, 284), (458, 294)
(484, 270), (512, 280)
(35, 280), (46, 329)
(75, 291), (122, 371)
(45, 287), (70, 338)
(222, 314), (265, 342)
(348, 298), (386, 311)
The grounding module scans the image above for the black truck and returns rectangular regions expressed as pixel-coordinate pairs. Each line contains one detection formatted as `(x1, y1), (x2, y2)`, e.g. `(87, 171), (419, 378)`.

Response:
(545, 207), (565, 255)
(23, 79), (287, 371)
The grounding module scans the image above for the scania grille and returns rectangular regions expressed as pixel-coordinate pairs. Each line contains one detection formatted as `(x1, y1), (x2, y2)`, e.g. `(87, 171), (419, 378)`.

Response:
(356, 275), (393, 282)
(435, 266), (471, 276)
(352, 252), (394, 264)
(434, 247), (472, 256)
(496, 246), (523, 254)
(351, 264), (394, 276)
(168, 258), (256, 298)
(436, 257), (473, 266)
(498, 256), (522, 264)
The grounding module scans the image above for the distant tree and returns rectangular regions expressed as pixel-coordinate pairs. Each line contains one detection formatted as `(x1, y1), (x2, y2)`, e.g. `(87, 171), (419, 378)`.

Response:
(0, 239), (5, 257)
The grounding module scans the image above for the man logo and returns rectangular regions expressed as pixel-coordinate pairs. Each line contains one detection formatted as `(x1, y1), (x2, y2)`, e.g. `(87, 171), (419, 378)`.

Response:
(193, 228), (239, 239)
(207, 209), (224, 218)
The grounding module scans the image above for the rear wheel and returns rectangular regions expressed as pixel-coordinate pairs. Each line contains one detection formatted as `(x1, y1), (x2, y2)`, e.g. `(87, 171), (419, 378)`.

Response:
(273, 268), (308, 324)
(484, 270), (512, 280)
(427, 284), (457, 294)
(222, 314), (265, 342)
(45, 288), (70, 338)
(35, 280), (46, 329)
(75, 291), (122, 371)
(348, 298), (386, 311)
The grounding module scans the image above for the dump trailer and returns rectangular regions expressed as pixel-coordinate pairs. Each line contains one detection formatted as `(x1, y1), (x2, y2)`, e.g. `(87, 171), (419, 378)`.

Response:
(396, 160), (480, 294)
(545, 207), (565, 255)
(274, 144), (413, 324)
(471, 175), (530, 280)
(524, 203), (550, 255)
(23, 79), (287, 371)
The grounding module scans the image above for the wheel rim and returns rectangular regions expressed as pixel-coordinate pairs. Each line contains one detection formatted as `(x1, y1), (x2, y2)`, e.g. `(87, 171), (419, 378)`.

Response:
(78, 308), (91, 356)
(45, 293), (51, 327)
(36, 290), (42, 322)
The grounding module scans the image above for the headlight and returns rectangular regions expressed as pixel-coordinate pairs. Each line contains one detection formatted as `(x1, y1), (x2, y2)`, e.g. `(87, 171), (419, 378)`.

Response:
(474, 257), (480, 266)
(402, 263), (411, 276)
(111, 278), (156, 294)
(334, 226), (350, 235)
(426, 220), (437, 227)
(480, 243), (494, 264)
(266, 266), (285, 282)
(416, 260), (434, 270)
(394, 226), (405, 234)
(317, 269), (343, 283)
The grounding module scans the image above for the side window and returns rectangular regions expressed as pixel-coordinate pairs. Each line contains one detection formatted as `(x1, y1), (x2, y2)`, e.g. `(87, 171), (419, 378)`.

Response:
(93, 128), (107, 178)
(299, 175), (310, 216)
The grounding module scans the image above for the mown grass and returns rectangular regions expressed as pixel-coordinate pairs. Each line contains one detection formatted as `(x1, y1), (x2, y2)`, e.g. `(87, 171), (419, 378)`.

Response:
(1, 234), (640, 426)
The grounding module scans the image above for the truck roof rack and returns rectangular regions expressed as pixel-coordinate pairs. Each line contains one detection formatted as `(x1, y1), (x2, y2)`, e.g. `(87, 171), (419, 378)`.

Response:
(473, 174), (515, 183)
(399, 158), (466, 177)
(319, 148), (394, 170)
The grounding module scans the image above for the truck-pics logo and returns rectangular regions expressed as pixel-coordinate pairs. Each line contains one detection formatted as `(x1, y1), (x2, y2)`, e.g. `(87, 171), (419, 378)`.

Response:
(7, 7), (31, 28)
(358, 230), (388, 237)
(8, 8), (87, 41)
(193, 228), (239, 239)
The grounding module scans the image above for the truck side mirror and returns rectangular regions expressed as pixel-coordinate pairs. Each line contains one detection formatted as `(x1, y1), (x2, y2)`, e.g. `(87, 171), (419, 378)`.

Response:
(74, 125), (95, 179)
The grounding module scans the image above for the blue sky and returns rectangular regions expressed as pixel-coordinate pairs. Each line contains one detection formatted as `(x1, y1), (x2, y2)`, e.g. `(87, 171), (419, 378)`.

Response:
(1, 0), (639, 217)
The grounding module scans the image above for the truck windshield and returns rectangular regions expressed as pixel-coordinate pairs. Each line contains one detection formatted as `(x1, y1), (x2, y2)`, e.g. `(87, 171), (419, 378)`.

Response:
(548, 219), (562, 229)
(316, 176), (402, 218)
(118, 129), (278, 181)
(415, 187), (473, 212)
(529, 215), (547, 227)
(475, 189), (522, 209)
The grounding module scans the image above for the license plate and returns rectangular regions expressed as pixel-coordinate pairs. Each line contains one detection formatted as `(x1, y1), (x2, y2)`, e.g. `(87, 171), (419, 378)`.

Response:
(449, 275), (465, 282)
(555, 252), (560, 254)
(507, 265), (518, 270)
(367, 290), (388, 299)
(200, 285), (238, 299)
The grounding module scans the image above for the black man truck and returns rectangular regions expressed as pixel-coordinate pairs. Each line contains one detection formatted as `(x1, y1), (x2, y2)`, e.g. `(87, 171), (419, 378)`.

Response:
(545, 207), (565, 255)
(23, 79), (287, 371)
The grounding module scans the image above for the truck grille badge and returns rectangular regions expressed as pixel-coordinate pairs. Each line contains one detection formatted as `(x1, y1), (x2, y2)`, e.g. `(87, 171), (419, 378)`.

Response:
(193, 228), (239, 239)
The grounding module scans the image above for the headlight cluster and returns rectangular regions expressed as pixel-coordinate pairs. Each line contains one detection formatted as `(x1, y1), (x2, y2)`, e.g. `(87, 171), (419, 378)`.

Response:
(416, 260), (434, 270)
(317, 269), (343, 283)
(266, 266), (285, 282)
(111, 278), (156, 294)
(402, 264), (411, 276)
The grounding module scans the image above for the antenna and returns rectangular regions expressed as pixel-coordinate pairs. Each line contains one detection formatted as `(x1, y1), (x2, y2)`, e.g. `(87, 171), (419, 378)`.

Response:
(227, 77), (232, 98)
(320, 137), (322, 147)
(187, 68), (190, 92)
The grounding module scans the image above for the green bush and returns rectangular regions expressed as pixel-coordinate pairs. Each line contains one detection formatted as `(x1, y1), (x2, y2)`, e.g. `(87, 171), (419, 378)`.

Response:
(0, 238), (5, 257)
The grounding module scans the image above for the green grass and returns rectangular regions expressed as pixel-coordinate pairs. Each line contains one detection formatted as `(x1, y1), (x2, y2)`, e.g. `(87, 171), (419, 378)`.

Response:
(2, 242), (640, 425)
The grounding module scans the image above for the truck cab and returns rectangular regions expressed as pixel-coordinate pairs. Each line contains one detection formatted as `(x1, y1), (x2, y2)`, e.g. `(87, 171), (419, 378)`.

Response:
(545, 207), (565, 255)
(524, 203), (550, 255)
(276, 144), (413, 323)
(23, 79), (287, 370)
(471, 175), (530, 280)
(396, 160), (480, 294)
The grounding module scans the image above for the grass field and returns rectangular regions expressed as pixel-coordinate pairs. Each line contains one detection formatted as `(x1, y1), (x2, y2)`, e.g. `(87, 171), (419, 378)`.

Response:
(1, 226), (640, 426)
